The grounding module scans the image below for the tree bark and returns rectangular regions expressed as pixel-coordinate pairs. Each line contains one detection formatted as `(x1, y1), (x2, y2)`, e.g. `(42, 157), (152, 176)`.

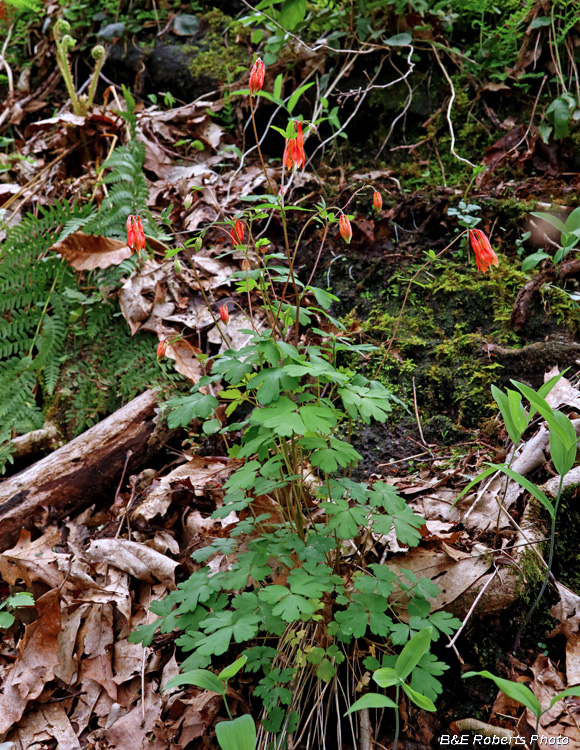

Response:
(0, 390), (167, 551)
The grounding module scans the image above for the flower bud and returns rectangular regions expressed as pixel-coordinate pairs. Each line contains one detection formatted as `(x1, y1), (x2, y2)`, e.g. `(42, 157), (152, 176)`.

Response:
(184, 194), (193, 210)
(126, 215), (146, 253)
(231, 219), (245, 246)
(373, 191), (382, 211)
(157, 339), (168, 359)
(194, 237), (202, 252)
(249, 58), (265, 95)
(220, 304), (230, 325)
(339, 215), (352, 244)
(174, 258), (182, 275)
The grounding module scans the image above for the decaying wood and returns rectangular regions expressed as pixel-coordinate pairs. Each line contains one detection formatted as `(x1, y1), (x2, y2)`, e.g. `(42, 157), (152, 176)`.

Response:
(0, 390), (167, 551)
(11, 422), (62, 460)
(512, 258), (580, 329)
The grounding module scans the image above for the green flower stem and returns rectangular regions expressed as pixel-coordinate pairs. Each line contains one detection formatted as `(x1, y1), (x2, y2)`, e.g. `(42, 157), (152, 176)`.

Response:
(514, 473), (564, 652)
(393, 684), (401, 750)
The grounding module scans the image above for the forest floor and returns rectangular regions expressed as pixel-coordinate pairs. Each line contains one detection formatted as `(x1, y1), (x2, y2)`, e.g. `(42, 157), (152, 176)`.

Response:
(1, 2), (580, 749)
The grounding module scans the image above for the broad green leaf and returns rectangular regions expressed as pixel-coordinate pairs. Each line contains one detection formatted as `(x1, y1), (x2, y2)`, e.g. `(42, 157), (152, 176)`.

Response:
(316, 657), (336, 682)
(452, 465), (498, 505)
(278, 0), (306, 31)
(215, 714), (257, 750)
(522, 251), (551, 272)
(507, 388), (528, 437)
(463, 671), (542, 717)
(491, 385), (522, 445)
(512, 381), (574, 450)
(287, 82), (315, 114)
(485, 463), (554, 517)
(273, 73), (283, 101)
(550, 686), (580, 709)
(395, 627), (433, 680)
(401, 682), (436, 711)
(530, 212), (567, 236)
(344, 692), (398, 715)
(373, 666), (400, 688)
(565, 207), (580, 235)
(546, 97), (571, 139)
(385, 32), (412, 45)
(163, 668), (225, 695)
(218, 655), (247, 682)
(0, 611), (14, 628)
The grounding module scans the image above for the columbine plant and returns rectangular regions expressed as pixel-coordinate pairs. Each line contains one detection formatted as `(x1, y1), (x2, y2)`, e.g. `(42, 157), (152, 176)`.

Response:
(130, 57), (463, 748)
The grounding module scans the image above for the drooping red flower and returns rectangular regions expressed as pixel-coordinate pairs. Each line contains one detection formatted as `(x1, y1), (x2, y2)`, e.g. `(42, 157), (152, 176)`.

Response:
(469, 229), (498, 273)
(126, 215), (146, 253)
(231, 219), (245, 246)
(283, 121), (305, 171)
(249, 58), (265, 94)
(373, 191), (382, 211)
(339, 215), (352, 244)
(220, 304), (230, 325)
(157, 339), (168, 359)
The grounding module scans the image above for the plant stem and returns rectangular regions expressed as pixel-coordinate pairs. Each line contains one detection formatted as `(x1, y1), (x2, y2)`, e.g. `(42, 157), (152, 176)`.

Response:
(514, 474), (563, 652)
(393, 685), (400, 750)
(249, 95), (275, 195)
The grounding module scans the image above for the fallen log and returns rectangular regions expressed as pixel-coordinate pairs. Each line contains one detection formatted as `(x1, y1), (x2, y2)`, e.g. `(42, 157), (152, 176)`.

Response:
(0, 390), (169, 551)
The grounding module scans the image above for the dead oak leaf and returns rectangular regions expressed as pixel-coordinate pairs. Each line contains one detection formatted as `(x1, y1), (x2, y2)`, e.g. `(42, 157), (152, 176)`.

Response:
(0, 589), (62, 734)
(51, 232), (132, 270)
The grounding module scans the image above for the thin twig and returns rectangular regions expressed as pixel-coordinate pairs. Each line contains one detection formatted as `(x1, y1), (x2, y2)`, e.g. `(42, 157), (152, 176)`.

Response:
(432, 47), (477, 169)
(446, 565), (499, 648)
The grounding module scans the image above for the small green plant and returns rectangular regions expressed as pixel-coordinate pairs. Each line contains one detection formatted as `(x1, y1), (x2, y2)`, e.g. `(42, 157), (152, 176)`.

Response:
(129, 59), (462, 747)
(456, 372), (578, 650)
(0, 592), (34, 628)
(164, 656), (256, 750)
(523, 207), (580, 271)
(463, 670), (580, 746)
(53, 19), (105, 115)
(345, 628), (437, 750)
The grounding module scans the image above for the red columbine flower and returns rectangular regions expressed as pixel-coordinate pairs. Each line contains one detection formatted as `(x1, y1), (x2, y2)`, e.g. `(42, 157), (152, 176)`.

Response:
(283, 121), (305, 171)
(373, 191), (382, 211)
(231, 219), (245, 245)
(157, 339), (168, 359)
(469, 229), (498, 273)
(249, 58), (265, 94)
(220, 304), (230, 325)
(127, 215), (145, 253)
(339, 215), (352, 244)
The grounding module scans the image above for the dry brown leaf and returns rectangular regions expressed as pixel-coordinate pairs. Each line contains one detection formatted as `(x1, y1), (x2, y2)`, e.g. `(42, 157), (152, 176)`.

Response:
(549, 583), (580, 685)
(174, 691), (222, 747)
(166, 340), (204, 383)
(113, 639), (145, 685)
(388, 544), (492, 619)
(7, 704), (81, 750)
(0, 528), (63, 589)
(103, 682), (166, 750)
(0, 589), (62, 734)
(54, 602), (90, 685)
(526, 656), (580, 748)
(133, 455), (234, 523)
(85, 539), (179, 588)
(51, 232), (132, 270)
(119, 259), (176, 335)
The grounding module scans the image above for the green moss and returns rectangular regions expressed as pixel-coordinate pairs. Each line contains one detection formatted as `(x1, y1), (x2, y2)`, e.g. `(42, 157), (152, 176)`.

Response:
(185, 10), (249, 82)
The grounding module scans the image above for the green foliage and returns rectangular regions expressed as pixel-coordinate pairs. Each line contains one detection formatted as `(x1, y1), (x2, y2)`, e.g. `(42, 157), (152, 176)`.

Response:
(131, 217), (460, 738)
(0, 591), (35, 629)
(0, 108), (176, 470)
